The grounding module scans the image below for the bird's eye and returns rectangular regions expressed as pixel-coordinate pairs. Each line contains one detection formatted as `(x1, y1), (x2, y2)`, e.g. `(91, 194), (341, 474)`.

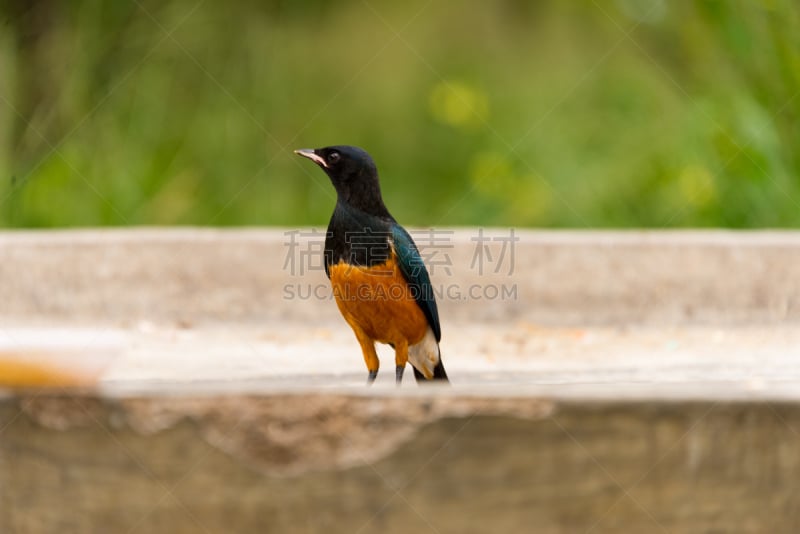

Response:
(328, 152), (341, 164)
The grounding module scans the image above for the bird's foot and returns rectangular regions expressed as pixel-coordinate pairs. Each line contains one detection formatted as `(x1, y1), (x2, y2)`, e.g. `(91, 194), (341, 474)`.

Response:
(395, 364), (405, 385)
(367, 370), (378, 385)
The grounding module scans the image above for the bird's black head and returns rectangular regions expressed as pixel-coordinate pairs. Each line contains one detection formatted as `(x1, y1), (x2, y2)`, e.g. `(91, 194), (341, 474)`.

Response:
(294, 145), (390, 217)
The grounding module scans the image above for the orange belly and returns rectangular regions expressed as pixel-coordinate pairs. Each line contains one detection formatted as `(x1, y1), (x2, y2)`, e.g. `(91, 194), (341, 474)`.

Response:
(329, 258), (428, 346)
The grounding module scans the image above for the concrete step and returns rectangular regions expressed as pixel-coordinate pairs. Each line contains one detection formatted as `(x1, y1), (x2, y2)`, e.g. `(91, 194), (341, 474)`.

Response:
(1, 229), (799, 533)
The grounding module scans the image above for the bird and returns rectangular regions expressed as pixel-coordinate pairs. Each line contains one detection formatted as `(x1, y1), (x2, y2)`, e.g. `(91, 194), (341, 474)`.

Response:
(295, 145), (448, 385)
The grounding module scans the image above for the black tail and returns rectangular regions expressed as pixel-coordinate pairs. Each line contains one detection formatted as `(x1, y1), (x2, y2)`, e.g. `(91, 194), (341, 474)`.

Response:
(432, 359), (448, 381)
(413, 349), (449, 383)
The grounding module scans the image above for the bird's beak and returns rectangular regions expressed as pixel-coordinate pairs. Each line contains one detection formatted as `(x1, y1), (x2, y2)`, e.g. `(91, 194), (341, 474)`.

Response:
(294, 148), (328, 168)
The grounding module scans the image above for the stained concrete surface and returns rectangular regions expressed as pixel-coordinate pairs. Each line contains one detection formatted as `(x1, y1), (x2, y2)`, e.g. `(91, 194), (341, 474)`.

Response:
(1, 229), (799, 533)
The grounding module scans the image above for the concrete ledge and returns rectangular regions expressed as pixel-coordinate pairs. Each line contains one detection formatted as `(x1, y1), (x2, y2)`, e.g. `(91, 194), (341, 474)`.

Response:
(1, 228), (798, 325)
(1, 229), (799, 532)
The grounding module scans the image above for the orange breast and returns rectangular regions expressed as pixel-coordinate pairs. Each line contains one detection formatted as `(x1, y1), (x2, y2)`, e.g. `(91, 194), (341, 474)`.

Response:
(329, 256), (429, 346)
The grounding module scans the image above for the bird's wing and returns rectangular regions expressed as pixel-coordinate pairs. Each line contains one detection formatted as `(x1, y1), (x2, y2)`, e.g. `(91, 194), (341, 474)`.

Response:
(390, 224), (441, 342)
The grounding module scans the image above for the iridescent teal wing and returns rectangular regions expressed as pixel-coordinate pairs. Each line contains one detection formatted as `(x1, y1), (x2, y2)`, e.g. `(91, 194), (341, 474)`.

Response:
(390, 224), (441, 342)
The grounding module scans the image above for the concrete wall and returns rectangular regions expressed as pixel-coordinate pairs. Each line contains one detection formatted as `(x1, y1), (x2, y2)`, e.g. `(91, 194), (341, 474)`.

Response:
(3, 395), (800, 533)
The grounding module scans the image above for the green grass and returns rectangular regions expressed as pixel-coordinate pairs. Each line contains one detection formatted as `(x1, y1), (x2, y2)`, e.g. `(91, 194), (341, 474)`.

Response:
(1, 0), (798, 228)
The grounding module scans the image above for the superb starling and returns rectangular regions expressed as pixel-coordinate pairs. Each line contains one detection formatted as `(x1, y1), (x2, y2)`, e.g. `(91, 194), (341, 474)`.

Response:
(295, 146), (448, 384)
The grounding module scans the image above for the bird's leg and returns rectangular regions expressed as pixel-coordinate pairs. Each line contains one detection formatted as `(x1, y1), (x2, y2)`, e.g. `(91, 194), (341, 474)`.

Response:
(354, 328), (379, 386)
(394, 340), (409, 385)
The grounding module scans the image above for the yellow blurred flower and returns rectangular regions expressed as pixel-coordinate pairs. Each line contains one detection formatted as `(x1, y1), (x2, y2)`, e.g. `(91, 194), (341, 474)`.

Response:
(678, 165), (716, 208)
(512, 175), (553, 223)
(429, 80), (489, 128)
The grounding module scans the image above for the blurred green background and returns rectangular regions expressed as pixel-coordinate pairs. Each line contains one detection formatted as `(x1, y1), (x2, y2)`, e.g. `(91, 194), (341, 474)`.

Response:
(0, 0), (798, 228)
